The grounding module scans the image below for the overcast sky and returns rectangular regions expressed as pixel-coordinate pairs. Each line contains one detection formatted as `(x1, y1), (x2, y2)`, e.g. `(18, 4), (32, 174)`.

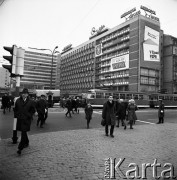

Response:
(0, 0), (177, 65)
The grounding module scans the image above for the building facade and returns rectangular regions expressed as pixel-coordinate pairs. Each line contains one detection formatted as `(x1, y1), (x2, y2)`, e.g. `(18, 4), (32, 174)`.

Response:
(21, 50), (58, 90)
(162, 35), (177, 94)
(0, 67), (10, 88)
(60, 8), (162, 95)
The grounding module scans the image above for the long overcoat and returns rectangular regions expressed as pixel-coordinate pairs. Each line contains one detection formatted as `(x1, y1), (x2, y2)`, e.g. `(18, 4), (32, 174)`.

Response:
(85, 105), (93, 120)
(2, 95), (10, 108)
(126, 104), (138, 121)
(117, 102), (127, 120)
(14, 96), (35, 132)
(36, 98), (47, 115)
(102, 101), (117, 126)
(158, 103), (165, 118)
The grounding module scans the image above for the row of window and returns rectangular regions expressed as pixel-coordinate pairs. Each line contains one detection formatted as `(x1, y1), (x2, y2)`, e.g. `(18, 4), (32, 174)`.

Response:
(101, 26), (130, 43)
(140, 68), (159, 77)
(61, 83), (93, 90)
(140, 76), (158, 85)
(61, 42), (95, 59)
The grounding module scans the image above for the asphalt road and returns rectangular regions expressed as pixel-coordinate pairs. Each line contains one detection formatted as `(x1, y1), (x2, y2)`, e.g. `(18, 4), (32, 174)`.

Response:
(0, 108), (177, 139)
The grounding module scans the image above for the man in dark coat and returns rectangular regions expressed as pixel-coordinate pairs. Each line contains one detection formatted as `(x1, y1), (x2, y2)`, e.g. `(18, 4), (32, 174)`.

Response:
(2, 93), (10, 114)
(116, 99), (127, 130)
(36, 95), (47, 128)
(14, 88), (36, 155)
(85, 101), (93, 129)
(65, 97), (72, 117)
(157, 99), (165, 124)
(102, 96), (117, 138)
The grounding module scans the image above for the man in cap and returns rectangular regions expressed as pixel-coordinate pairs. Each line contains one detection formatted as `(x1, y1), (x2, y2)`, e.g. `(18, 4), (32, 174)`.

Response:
(14, 88), (36, 155)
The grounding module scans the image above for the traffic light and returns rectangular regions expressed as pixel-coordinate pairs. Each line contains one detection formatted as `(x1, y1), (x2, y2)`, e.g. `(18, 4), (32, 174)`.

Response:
(2, 45), (17, 77)
(16, 47), (25, 76)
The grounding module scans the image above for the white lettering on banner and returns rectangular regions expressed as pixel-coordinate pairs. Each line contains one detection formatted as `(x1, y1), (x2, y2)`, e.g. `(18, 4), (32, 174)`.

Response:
(110, 54), (129, 71)
(148, 32), (157, 40)
(144, 26), (160, 61)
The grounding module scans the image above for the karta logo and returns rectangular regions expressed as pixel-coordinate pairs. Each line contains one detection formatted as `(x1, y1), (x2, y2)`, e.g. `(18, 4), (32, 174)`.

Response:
(104, 158), (176, 179)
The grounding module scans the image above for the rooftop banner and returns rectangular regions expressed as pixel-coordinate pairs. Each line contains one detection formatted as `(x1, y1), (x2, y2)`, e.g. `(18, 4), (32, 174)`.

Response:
(110, 54), (129, 71)
(143, 26), (160, 61)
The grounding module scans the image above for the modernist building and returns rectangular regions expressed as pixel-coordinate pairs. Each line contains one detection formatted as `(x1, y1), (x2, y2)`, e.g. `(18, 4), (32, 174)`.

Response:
(162, 35), (177, 94)
(0, 67), (10, 88)
(59, 6), (163, 95)
(21, 50), (58, 90)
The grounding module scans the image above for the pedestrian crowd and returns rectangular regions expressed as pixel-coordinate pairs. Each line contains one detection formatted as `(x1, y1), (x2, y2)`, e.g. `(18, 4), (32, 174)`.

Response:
(101, 95), (165, 138)
(1, 93), (14, 114)
(0, 88), (165, 155)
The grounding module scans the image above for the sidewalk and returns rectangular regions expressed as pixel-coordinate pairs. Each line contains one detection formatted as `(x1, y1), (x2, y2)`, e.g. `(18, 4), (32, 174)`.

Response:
(0, 123), (177, 180)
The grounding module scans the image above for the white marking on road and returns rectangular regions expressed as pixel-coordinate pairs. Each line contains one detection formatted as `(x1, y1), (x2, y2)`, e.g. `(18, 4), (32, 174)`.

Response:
(94, 111), (156, 125)
(136, 120), (155, 125)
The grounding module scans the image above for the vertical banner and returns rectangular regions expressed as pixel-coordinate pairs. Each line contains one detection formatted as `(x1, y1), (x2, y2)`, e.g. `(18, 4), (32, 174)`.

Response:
(143, 26), (160, 61)
(95, 44), (102, 57)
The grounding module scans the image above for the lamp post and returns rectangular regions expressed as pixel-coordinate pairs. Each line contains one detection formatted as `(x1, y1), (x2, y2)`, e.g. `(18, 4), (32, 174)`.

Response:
(28, 46), (59, 89)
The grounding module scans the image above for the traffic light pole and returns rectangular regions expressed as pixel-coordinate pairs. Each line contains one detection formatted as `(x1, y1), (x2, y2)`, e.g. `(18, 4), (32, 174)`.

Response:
(12, 76), (20, 144)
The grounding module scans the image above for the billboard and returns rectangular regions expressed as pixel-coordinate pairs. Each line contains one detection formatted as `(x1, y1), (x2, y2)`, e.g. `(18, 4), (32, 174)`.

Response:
(110, 54), (129, 71)
(143, 26), (160, 61)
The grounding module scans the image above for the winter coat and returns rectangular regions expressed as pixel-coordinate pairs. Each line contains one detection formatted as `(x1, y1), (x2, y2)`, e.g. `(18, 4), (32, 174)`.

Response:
(158, 103), (165, 118)
(66, 99), (73, 110)
(117, 102), (127, 120)
(102, 101), (117, 126)
(126, 104), (138, 121)
(2, 95), (10, 108)
(14, 96), (36, 132)
(85, 105), (93, 120)
(36, 99), (47, 115)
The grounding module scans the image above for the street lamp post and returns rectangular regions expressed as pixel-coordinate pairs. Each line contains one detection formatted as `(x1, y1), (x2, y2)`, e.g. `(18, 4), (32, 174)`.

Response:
(28, 46), (59, 89)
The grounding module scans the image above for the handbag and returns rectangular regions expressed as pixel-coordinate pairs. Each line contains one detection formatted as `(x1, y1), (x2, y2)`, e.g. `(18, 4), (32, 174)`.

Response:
(101, 119), (106, 126)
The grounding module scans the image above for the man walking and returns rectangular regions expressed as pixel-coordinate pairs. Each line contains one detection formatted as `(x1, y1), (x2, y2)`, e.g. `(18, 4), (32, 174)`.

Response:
(14, 88), (36, 155)
(36, 95), (47, 128)
(157, 99), (165, 124)
(116, 99), (127, 130)
(2, 93), (10, 114)
(102, 96), (117, 138)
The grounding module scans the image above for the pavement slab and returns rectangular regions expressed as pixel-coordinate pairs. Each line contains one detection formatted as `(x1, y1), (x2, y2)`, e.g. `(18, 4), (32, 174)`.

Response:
(0, 123), (177, 180)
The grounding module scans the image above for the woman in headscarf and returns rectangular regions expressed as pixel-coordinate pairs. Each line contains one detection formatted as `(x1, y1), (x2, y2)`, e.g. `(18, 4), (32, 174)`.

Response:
(126, 99), (138, 129)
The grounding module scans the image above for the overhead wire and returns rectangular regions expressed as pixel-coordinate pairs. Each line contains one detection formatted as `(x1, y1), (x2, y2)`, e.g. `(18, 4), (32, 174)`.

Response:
(67, 0), (101, 38)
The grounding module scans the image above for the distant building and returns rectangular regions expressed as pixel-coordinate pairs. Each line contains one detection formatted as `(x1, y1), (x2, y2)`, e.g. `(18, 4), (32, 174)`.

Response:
(20, 50), (59, 90)
(162, 35), (177, 94)
(59, 7), (162, 95)
(0, 67), (10, 88)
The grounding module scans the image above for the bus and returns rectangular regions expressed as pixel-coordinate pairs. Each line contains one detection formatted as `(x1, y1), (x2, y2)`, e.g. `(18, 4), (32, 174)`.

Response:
(85, 89), (177, 108)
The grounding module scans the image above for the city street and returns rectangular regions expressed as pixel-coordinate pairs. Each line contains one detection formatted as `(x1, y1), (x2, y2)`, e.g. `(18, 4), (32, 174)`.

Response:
(0, 108), (177, 180)
(0, 107), (177, 139)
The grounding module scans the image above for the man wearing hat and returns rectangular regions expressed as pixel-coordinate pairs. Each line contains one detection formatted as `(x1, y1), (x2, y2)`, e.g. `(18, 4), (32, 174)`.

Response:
(36, 94), (47, 128)
(157, 99), (165, 124)
(14, 88), (36, 155)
